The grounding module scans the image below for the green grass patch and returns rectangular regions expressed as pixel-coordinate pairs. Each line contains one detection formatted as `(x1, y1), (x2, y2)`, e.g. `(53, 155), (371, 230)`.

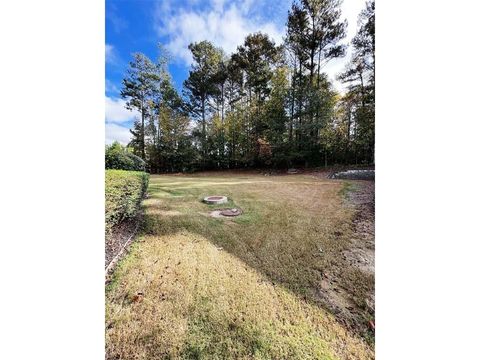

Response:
(338, 181), (356, 198)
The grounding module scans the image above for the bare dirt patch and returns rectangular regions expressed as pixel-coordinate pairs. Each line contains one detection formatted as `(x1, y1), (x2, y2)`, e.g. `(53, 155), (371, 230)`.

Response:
(314, 180), (375, 340)
(344, 181), (375, 273)
(220, 208), (242, 216)
(105, 213), (141, 269)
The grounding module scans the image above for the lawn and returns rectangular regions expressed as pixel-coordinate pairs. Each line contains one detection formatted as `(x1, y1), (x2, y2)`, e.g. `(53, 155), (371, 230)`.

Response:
(106, 172), (374, 359)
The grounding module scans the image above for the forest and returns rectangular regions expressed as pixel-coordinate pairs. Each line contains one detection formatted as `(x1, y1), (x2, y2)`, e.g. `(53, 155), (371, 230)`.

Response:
(114, 0), (374, 173)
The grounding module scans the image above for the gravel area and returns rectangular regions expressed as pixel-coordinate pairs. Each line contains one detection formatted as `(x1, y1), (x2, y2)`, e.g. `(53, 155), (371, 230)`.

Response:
(330, 169), (375, 180)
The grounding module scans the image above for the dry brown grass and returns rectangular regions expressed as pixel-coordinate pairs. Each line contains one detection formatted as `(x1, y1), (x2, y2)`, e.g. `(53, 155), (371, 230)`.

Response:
(106, 174), (374, 359)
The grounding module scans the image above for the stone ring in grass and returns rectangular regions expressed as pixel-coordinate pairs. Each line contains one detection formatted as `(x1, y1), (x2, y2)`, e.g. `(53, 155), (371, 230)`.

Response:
(203, 195), (228, 204)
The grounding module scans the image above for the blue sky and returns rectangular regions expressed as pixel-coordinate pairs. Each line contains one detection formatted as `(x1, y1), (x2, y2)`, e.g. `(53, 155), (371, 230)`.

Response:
(105, 0), (366, 145)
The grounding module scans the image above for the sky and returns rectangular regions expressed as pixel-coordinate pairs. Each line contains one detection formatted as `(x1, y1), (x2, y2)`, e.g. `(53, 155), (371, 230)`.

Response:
(105, 0), (367, 145)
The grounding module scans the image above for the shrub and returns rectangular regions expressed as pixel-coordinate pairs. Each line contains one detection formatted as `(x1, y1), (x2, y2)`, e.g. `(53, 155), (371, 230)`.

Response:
(105, 169), (149, 234)
(105, 141), (146, 172)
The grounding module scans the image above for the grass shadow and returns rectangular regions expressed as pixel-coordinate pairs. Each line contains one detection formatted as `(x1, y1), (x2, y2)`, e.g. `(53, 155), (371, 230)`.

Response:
(107, 174), (375, 357)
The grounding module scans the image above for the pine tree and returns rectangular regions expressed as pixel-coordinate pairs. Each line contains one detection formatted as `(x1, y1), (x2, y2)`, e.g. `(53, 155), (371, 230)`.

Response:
(121, 53), (157, 160)
(116, 1), (374, 171)
(232, 33), (281, 163)
(338, 1), (375, 164)
(183, 41), (223, 168)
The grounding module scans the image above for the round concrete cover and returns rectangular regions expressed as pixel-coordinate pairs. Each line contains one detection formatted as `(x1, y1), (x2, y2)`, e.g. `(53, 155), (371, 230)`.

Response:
(220, 208), (242, 217)
(203, 195), (228, 204)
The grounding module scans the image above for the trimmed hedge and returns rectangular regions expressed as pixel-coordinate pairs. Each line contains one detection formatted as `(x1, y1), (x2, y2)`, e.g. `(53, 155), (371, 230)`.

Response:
(105, 142), (146, 172)
(105, 170), (149, 234)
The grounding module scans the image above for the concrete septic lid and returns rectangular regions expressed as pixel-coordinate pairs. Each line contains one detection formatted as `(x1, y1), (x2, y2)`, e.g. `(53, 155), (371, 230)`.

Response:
(203, 195), (228, 204)
(209, 208), (243, 218)
(219, 208), (242, 217)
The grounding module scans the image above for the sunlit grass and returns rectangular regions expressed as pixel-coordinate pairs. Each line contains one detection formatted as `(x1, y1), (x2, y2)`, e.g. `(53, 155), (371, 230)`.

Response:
(106, 173), (374, 359)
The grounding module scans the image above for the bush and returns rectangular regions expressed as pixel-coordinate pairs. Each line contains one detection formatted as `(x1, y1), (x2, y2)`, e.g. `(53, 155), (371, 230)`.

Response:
(105, 169), (149, 234)
(105, 141), (146, 172)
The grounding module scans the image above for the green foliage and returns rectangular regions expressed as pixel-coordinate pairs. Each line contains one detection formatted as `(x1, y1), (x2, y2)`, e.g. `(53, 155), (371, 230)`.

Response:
(115, 1), (374, 171)
(105, 170), (149, 233)
(105, 141), (146, 171)
(183, 40), (225, 166)
(337, 1), (375, 164)
(121, 53), (159, 159)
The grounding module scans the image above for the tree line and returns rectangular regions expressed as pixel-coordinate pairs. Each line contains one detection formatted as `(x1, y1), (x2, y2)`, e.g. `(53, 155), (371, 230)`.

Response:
(119, 0), (374, 172)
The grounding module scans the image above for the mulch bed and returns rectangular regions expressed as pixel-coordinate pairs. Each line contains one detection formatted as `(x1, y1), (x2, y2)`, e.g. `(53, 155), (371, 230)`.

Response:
(105, 213), (142, 270)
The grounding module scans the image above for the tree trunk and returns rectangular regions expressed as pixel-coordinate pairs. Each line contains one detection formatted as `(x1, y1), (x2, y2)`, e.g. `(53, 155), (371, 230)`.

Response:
(298, 61), (303, 150)
(317, 46), (322, 88)
(201, 96), (206, 169)
(310, 15), (316, 85)
(141, 97), (146, 160)
(290, 58), (296, 143)
(345, 105), (351, 164)
(310, 47), (315, 85)
(221, 83), (225, 162)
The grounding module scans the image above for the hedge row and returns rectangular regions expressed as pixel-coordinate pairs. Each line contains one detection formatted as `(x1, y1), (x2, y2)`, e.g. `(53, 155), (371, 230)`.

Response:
(105, 170), (149, 234)
(105, 142), (146, 172)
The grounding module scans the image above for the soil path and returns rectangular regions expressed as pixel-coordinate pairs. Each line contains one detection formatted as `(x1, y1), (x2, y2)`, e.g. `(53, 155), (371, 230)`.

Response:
(345, 181), (375, 274)
(315, 180), (375, 340)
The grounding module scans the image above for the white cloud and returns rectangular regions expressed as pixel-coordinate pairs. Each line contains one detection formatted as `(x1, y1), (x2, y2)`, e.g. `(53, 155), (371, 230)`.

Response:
(105, 43), (126, 71)
(153, 0), (367, 93)
(154, 1), (284, 65)
(321, 0), (368, 93)
(107, 8), (128, 33)
(342, 0), (368, 40)
(105, 123), (132, 145)
(105, 95), (136, 144)
(105, 79), (119, 94)
(105, 44), (115, 64)
(105, 95), (139, 123)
